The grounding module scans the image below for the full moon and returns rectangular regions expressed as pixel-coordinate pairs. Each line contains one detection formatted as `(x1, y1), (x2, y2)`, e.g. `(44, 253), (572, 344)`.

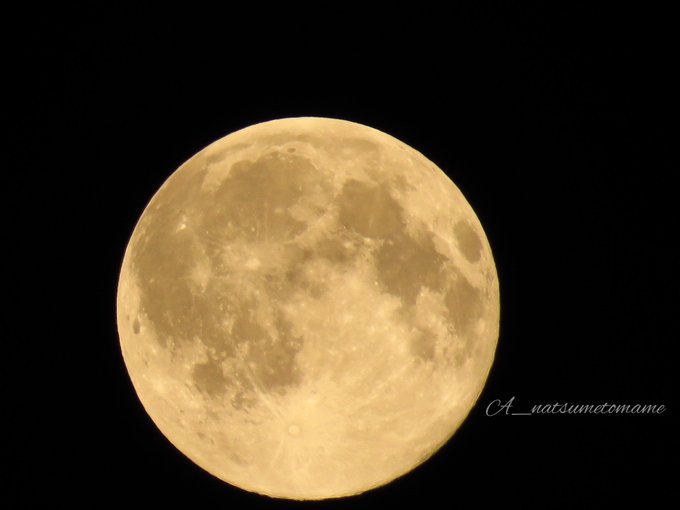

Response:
(117, 117), (500, 500)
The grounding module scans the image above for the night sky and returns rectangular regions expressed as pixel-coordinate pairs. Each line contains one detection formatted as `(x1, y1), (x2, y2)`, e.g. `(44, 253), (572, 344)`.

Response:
(11, 4), (677, 508)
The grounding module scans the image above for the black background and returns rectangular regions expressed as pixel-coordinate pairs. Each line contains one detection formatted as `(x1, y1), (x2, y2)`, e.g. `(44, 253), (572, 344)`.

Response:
(11, 4), (678, 508)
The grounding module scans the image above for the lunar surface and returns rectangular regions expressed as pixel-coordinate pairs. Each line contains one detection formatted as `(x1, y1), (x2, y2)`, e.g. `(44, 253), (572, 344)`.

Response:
(117, 117), (500, 500)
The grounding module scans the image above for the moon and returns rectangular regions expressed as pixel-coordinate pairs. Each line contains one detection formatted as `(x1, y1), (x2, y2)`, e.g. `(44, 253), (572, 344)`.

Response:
(117, 117), (500, 500)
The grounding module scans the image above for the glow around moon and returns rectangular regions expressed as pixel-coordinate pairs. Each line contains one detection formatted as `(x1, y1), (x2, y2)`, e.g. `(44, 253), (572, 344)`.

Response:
(116, 117), (500, 500)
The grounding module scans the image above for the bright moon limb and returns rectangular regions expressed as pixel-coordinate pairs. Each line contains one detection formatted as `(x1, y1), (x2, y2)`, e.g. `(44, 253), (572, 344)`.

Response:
(116, 117), (500, 500)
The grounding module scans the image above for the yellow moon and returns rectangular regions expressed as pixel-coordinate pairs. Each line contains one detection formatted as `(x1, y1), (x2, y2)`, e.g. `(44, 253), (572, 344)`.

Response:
(117, 117), (500, 500)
